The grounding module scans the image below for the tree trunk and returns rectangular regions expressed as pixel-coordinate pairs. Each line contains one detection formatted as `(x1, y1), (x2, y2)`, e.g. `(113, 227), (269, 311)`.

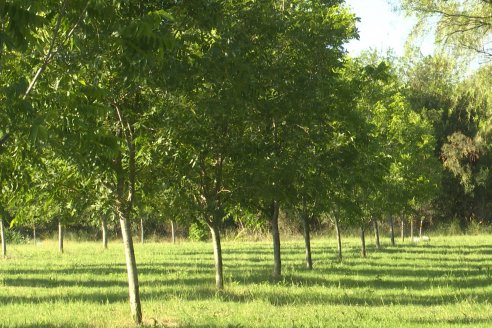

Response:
(171, 220), (176, 244)
(389, 217), (395, 246)
(209, 224), (224, 289)
(373, 219), (381, 249)
(271, 200), (281, 280)
(335, 215), (342, 261)
(33, 226), (36, 246)
(410, 217), (414, 241)
(1, 218), (6, 258)
(118, 207), (142, 324)
(302, 213), (313, 270)
(360, 226), (366, 257)
(140, 217), (144, 245)
(114, 102), (142, 324)
(58, 220), (64, 254)
(401, 218), (405, 242)
(102, 217), (108, 249)
(420, 218), (424, 238)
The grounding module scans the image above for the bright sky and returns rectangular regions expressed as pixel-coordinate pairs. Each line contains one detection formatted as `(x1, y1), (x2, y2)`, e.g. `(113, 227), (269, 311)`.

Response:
(344, 0), (434, 57)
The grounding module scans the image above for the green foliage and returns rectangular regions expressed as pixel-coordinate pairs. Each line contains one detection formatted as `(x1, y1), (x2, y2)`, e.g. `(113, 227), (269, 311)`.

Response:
(4, 228), (28, 244)
(400, 0), (492, 62)
(188, 221), (209, 242)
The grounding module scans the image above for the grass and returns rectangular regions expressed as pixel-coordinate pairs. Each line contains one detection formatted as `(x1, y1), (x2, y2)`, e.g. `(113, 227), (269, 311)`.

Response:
(1, 235), (492, 327)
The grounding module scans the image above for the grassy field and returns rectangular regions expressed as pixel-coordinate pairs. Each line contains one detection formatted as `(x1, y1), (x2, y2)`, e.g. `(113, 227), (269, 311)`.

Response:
(1, 235), (492, 327)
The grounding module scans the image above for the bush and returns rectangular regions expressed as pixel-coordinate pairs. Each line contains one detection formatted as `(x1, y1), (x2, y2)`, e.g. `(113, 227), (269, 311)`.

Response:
(188, 221), (209, 241)
(5, 229), (29, 244)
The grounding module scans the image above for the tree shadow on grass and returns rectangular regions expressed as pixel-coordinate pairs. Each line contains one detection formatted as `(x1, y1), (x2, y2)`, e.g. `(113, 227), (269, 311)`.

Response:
(9, 324), (93, 328)
(411, 317), (492, 325)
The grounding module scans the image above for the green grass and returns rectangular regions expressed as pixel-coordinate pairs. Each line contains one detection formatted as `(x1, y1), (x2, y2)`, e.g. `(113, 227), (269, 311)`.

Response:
(1, 235), (492, 327)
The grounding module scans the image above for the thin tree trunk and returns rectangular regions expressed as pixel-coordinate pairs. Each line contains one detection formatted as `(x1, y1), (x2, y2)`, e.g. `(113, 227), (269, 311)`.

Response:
(420, 218), (424, 238)
(302, 213), (313, 270)
(335, 215), (342, 261)
(33, 226), (36, 246)
(271, 200), (281, 280)
(410, 217), (414, 241)
(171, 220), (176, 244)
(58, 220), (64, 253)
(401, 218), (405, 242)
(118, 207), (142, 323)
(113, 102), (142, 324)
(209, 224), (224, 289)
(373, 219), (381, 249)
(389, 217), (395, 246)
(360, 226), (366, 257)
(102, 217), (108, 249)
(1, 218), (6, 258)
(140, 217), (144, 245)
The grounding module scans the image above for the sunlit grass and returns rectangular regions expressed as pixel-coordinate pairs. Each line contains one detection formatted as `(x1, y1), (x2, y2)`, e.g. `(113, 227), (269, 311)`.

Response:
(1, 235), (492, 327)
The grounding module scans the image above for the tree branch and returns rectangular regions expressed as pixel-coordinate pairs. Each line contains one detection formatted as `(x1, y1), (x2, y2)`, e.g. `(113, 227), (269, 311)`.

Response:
(0, 133), (10, 150)
(23, 0), (89, 99)
(23, 1), (67, 99)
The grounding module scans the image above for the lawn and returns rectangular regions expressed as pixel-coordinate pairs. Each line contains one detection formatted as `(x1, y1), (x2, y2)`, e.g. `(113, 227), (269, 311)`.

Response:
(1, 235), (492, 327)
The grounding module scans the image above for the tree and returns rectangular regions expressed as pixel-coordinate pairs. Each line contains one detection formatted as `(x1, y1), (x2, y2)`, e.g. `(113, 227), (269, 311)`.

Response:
(400, 0), (492, 61)
(234, 0), (357, 279)
(35, 2), (176, 323)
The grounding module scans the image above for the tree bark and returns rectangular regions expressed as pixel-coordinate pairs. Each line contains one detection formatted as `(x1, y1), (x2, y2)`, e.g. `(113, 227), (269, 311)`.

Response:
(1, 218), (6, 258)
(420, 218), (424, 238)
(389, 217), (395, 246)
(335, 215), (342, 261)
(401, 218), (405, 242)
(33, 226), (37, 246)
(113, 102), (142, 324)
(271, 200), (281, 280)
(209, 224), (224, 289)
(58, 220), (64, 253)
(410, 217), (414, 241)
(140, 217), (144, 245)
(102, 217), (108, 249)
(360, 226), (366, 257)
(118, 207), (142, 323)
(171, 220), (176, 244)
(373, 219), (381, 249)
(302, 213), (313, 270)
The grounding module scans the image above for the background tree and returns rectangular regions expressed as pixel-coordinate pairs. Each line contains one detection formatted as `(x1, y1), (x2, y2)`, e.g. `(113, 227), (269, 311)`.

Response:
(399, 0), (492, 61)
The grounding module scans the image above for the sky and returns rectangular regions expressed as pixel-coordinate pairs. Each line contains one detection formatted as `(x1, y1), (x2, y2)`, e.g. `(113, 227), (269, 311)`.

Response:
(344, 0), (434, 57)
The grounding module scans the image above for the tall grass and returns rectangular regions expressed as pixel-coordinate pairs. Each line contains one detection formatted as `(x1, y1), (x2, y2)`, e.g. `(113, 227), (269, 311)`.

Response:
(1, 235), (492, 327)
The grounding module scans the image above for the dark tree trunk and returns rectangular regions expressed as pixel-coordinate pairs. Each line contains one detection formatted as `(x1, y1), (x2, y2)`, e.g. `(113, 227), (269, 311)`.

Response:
(58, 220), (64, 253)
(302, 213), (313, 270)
(389, 217), (395, 246)
(33, 226), (36, 246)
(401, 218), (405, 242)
(1, 218), (6, 258)
(410, 217), (414, 241)
(360, 226), (366, 257)
(335, 216), (342, 261)
(373, 219), (381, 249)
(171, 220), (177, 244)
(271, 200), (281, 280)
(102, 217), (108, 249)
(209, 224), (224, 289)
(420, 218), (424, 238)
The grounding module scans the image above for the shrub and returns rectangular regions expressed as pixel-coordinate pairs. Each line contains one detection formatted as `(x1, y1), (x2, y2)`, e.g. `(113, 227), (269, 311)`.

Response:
(5, 229), (29, 244)
(188, 221), (209, 241)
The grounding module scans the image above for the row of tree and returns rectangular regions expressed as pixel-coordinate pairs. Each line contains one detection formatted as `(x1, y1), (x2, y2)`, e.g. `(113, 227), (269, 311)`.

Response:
(1, 0), (491, 324)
